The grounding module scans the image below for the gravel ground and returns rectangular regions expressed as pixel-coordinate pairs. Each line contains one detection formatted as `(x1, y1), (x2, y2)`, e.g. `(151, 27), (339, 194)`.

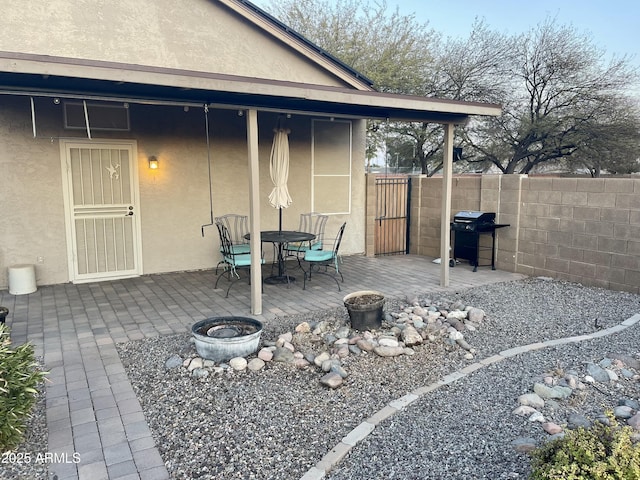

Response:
(117, 277), (640, 480)
(3, 277), (639, 480)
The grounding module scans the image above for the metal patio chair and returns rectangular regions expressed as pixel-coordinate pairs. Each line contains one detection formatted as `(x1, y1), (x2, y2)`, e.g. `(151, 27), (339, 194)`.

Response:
(284, 212), (328, 267)
(302, 222), (346, 291)
(214, 222), (264, 297)
(214, 214), (250, 254)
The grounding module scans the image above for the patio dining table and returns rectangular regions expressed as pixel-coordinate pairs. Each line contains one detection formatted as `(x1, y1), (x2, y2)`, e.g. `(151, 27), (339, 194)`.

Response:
(245, 230), (315, 285)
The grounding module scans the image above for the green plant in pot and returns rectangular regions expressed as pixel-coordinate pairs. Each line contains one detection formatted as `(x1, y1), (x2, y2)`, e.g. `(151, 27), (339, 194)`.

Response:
(343, 290), (385, 331)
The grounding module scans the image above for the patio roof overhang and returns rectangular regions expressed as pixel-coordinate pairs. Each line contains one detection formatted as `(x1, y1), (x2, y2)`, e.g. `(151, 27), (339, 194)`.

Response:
(0, 51), (502, 314)
(0, 51), (501, 123)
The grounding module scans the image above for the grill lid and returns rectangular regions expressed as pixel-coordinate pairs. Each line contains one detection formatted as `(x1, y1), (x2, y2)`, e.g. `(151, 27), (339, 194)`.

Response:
(453, 211), (496, 224)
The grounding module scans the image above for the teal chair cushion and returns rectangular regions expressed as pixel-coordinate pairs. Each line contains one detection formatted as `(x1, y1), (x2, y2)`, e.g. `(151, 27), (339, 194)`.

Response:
(220, 244), (251, 255)
(304, 250), (333, 262)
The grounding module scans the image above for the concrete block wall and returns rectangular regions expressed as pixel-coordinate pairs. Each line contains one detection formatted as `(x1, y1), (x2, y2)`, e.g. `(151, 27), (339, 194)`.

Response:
(516, 176), (640, 293)
(400, 173), (640, 294)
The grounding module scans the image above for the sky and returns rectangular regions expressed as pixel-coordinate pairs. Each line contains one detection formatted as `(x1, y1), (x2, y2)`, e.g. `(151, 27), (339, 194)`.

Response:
(255, 0), (639, 69)
(387, 0), (639, 68)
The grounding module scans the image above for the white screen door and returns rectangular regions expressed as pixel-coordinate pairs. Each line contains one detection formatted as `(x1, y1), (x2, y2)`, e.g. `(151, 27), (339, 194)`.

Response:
(61, 140), (142, 282)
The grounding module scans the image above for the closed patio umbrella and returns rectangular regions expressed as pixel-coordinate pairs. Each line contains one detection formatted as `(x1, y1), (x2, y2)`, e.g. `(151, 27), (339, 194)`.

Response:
(268, 127), (292, 232)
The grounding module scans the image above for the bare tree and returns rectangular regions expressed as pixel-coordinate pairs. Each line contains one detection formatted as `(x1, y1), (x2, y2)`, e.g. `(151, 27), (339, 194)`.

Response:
(461, 19), (639, 174)
(262, 2), (640, 176)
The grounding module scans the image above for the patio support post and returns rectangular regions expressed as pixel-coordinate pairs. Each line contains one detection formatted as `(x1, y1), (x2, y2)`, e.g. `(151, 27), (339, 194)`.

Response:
(246, 108), (262, 314)
(440, 122), (454, 287)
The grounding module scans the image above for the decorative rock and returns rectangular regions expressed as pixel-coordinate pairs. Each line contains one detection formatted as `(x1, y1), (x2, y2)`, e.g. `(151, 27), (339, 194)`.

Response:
(373, 345), (405, 357)
(314, 351), (331, 367)
(336, 346), (350, 358)
(463, 352), (474, 360)
(272, 347), (295, 363)
(324, 334), (337, 345)
(229, 357), (248, 371)
(586, 363), (610, 382)
(258, 348), (274, 362)
(621, 368), (635, 379)
(614, 405), (635, 420)
(404, 347), (416, 356)
(518, 393), (545, 409)
(282, 341), (295, 352)
(606, 369), (619, 381)
(543, 423), (564, 435)
(320, 372), (343, 389)
(187, 357), (204, 372)
(448, 330), (464, 341)
(529, 412), (545, 422)
(321, 359), (334, 372)
(248, 358), (265, 371)
(335, 326), (351, 339)
(191, 368), (209, 379)
(356, 339), (375, 352)
(330, 364), (349, 378)
(608, 353), (640, 370)
(378, 337), (399, 348)
(401, 325), (422, 346)
(348, 345), (362, 355)
(467, 307), (485, 323)
(295, 322), (311, 333)
(164, 354), (183, 370)
(567, 413), (592, 429)
(278, 331), (293, 343)
(627, 413), (640, 430)
(512, 437), (537, 453)
(203, 360), (215, 368)
(620, 399), (640, 410)
(293, 358), (310, 369)
(447, 317), (466, 332)
(533, 383), (572, 400)
(456, 337), (473, 351)
(513, 405), (539, 416)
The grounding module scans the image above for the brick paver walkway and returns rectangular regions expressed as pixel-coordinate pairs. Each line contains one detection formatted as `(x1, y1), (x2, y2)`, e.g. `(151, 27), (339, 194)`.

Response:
(0, 255), (525, 480)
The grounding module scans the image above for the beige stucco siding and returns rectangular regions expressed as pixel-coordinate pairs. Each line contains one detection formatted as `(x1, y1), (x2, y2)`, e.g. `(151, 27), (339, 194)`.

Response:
(0, 0), (349, 87)
(0, 97), (365, 288)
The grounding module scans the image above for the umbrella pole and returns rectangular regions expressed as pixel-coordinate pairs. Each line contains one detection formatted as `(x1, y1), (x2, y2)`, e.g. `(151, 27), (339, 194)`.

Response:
(279, 207), (282, 233)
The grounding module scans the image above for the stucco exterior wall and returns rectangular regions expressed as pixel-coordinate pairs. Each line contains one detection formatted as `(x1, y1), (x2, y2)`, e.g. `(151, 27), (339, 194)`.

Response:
(0, 0), (349, 87)
(407, 173), (640, 294)
(0, 97), (366, 288)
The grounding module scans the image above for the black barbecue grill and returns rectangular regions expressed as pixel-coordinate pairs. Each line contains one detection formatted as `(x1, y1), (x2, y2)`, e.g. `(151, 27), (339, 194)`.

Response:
(450, 211), (509, 271)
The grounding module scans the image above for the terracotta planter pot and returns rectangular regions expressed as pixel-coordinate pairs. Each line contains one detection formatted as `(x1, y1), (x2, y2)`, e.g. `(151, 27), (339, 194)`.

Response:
(343, 290), (385, 331)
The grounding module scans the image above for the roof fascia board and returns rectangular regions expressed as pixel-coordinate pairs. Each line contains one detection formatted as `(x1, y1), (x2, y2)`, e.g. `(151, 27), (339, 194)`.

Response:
(217, 0), (374, 91)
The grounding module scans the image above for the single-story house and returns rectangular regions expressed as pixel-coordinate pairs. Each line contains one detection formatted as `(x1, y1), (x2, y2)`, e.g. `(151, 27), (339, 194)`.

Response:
(0, 0), (500, 313)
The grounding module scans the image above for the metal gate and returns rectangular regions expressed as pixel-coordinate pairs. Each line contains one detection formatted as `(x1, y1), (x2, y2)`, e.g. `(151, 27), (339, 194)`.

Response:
(374, 176), (411, 255)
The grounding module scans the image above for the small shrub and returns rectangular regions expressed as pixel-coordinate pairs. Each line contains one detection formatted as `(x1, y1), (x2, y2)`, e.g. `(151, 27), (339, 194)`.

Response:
(0, 324), (47, 452)
(530, 412), (640, 480)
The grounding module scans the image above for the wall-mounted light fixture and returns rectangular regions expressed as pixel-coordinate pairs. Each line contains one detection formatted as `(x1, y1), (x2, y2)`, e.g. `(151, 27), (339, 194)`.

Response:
(148, 156), (159, 169)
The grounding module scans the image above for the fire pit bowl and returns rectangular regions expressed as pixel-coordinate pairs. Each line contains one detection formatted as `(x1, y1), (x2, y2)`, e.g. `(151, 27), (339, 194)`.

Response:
(191, 317), (263, 362)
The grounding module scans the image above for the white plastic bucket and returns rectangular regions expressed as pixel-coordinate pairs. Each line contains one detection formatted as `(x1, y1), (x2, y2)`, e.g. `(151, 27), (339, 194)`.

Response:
(8, 264), (37, 295)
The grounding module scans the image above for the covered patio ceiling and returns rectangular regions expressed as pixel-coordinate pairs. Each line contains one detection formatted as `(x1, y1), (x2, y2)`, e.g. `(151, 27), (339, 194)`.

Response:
(0, 51), (502, 314)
